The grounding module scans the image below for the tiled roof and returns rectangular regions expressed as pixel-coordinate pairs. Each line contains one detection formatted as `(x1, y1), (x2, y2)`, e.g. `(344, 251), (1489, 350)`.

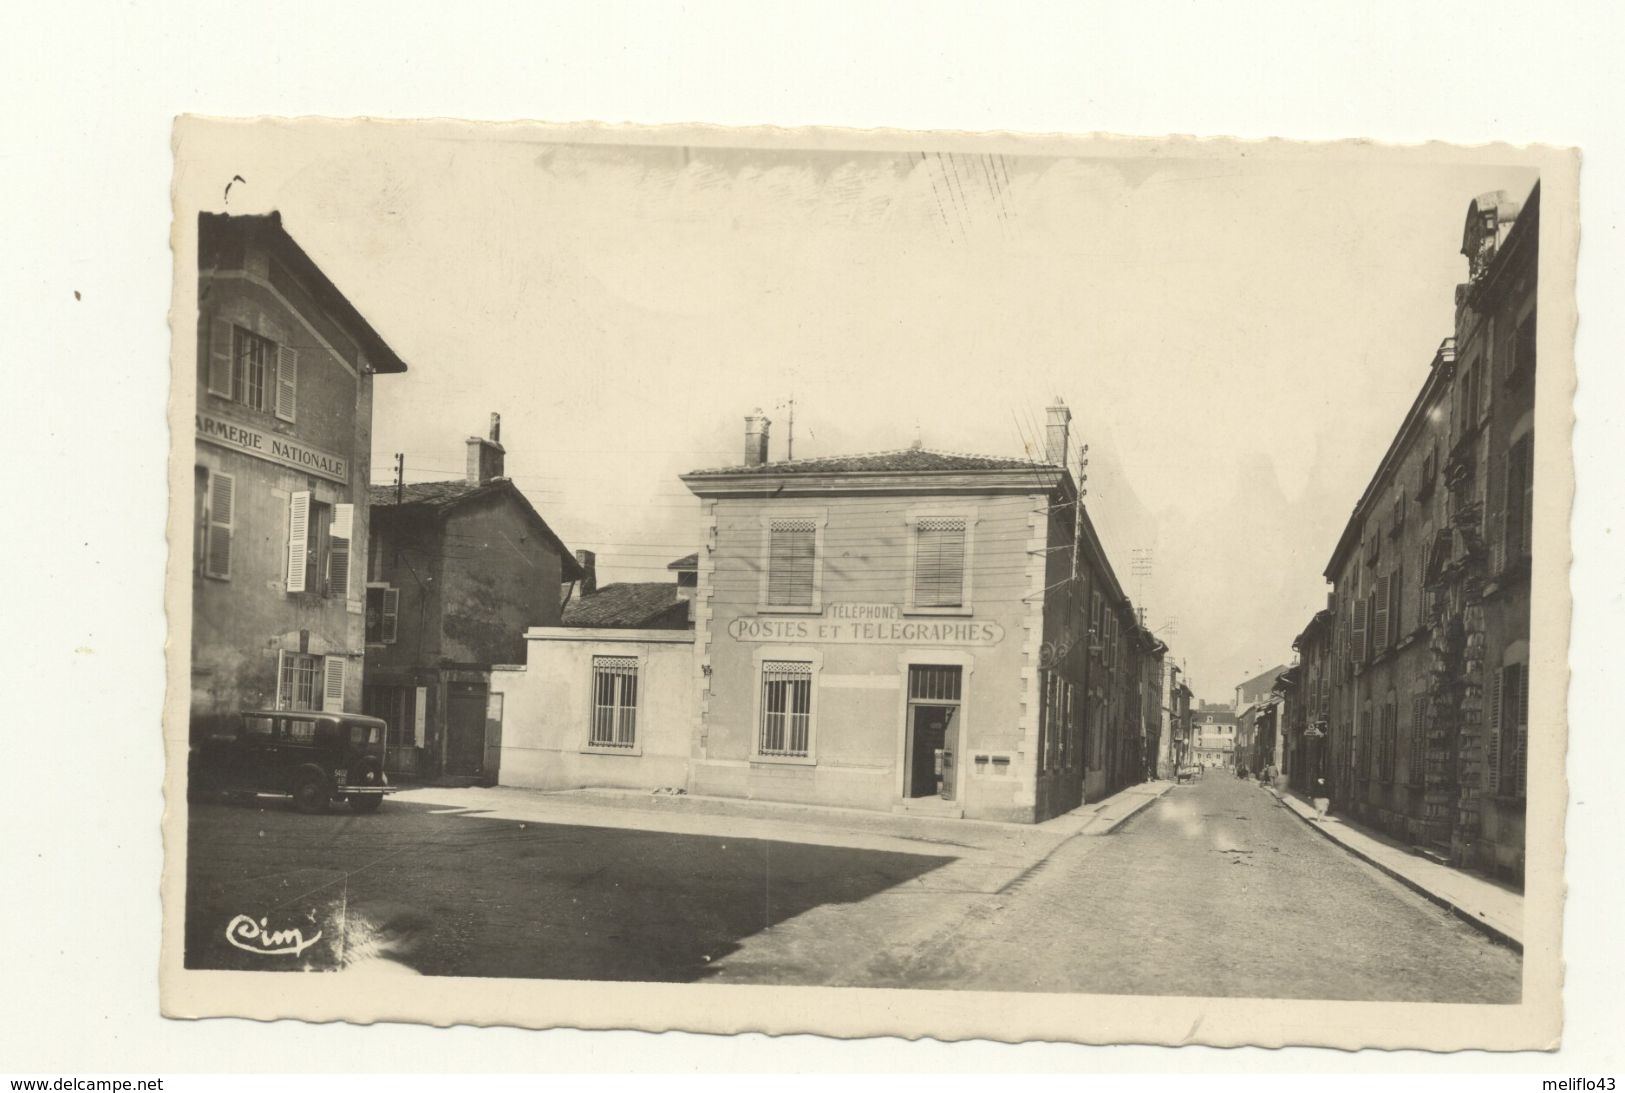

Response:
(367, 478), (583, 581)
(667, 553), (698, 571)
(561, 583), (689, 628)
(683, 447), (1055, 478)
(368, 480), (494, 508)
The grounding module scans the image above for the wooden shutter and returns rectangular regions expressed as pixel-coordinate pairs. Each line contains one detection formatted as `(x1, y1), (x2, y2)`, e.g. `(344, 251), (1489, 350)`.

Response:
(204, 472), (235, 579)
(286, 491), (311, 593)
(1486, 666), (1503, 795)
(1505, 436), (1533, 563)
(767, 521), (815, 606)
(1351, 597), (1368, 664)
(327, 503), (353, 599)
(413, 686), (428, 748)
(321, 656), (346, 712)
(208, 319), (235, 397)
(274, 343), (298, 422)
(1372, 576), (1391, 656)
(914, 518), (966, 607)
(382, 587), (400, 643)
(1389, 565), (1404, 646)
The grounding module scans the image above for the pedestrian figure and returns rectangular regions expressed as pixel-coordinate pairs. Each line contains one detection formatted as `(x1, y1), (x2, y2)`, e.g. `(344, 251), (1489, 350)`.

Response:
(1237, 764), (1249, 780)
(1311, 772), (1330, 821)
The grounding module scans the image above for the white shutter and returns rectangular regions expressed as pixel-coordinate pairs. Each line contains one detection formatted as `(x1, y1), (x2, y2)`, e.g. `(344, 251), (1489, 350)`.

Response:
(204, 472), (235, 579)
(327, 503), (353, 598)
(413, 686), (428, 748)
(285, 491), (310, 593)
(1486, 667), (1503, 796)
(208, 318), (235, 397)
(382, 587), (400, 643)
(275, 650), (289, 710)
(274, 344), (298, 422)
(322, 656), (346, 712)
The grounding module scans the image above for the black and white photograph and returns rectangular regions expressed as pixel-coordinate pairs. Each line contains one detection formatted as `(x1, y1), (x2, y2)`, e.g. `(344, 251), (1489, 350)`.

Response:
(159, 120), (1572, 1048)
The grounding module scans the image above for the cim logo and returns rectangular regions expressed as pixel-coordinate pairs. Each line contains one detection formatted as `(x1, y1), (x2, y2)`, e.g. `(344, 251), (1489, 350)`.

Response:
(225, 913), (323, 957)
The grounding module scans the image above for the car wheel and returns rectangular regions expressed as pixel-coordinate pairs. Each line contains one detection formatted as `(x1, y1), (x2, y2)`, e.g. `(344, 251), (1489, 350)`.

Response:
(349, 794), (383, 814)
(293, 773), (330, 814)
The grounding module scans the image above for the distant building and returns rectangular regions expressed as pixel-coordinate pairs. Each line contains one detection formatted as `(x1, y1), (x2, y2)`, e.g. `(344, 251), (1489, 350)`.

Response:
(1191, 704), (1237, 769)
(363, 415), (581, 783)
(1234, 664), (1289, 713)
(190, 211), (408, 737)
(560, 550), (694, 630)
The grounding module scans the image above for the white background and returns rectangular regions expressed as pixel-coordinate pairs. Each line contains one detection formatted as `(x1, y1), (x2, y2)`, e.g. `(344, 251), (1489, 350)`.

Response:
(2, 0), (1621, 1074)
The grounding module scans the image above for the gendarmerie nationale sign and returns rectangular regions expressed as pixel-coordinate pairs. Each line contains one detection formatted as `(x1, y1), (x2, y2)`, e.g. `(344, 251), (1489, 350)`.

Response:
(728, 602), (1005, 647)
(196, 412), (349, 484)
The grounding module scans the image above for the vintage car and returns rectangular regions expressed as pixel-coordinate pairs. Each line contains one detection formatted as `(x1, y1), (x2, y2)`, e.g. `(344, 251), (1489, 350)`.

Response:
(189, 709), (399, 813)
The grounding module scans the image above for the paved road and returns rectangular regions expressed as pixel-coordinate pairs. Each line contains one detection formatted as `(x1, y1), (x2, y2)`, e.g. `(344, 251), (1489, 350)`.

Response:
(818, 775), (1522, 1001)
(185, 777), (1521, 1001)
(185, 798), (955, 981)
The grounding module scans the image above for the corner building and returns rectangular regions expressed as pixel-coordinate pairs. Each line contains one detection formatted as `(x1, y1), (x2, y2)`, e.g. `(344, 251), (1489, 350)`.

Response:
(680, 403), (1152, 823)
(190, 212), (407, 734)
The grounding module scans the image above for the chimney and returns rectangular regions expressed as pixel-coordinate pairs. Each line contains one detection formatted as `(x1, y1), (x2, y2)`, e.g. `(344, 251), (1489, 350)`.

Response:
(466, 412), (505, 485)
(574, 549), (597, 596)
(744, 409), (772, 467)
(1044, 398), (1071, 467)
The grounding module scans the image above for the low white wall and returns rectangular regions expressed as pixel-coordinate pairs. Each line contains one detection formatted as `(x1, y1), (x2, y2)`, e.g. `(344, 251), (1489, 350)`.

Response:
(496, 627), (697, 792)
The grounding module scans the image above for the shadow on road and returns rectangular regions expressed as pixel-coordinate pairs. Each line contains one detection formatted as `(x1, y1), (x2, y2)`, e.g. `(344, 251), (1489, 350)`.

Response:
(184, 800), (955, 983)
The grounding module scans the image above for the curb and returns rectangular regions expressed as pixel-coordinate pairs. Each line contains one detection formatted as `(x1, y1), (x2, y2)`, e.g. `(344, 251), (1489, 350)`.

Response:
(1080, 782), (1173, 836)
(1272, 793), (1522, 954)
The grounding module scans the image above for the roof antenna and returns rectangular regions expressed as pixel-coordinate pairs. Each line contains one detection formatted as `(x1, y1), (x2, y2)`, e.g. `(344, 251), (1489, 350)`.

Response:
(911, 418), (923, 451)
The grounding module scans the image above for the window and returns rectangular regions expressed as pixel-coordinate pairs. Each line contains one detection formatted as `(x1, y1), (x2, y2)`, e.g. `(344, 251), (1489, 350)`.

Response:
(206, 320), (297, 422)
(589, 656), (639, 749)
(1378, 699), (1397, 783)
(766, 519), (817, 608)
(277, 652), (344, 713)
(1488, 659), (1529, 799)
(1372, 574), (1391, 657)
(912, 517), (968, 608)
(286, 493), (354, 597)
(1503, 433), (1534, 566)
(759, 660), (812, 758)
(366, 585), (400, 644)
(278, 652), (320, 710)
(1507, 305), (1536, 385)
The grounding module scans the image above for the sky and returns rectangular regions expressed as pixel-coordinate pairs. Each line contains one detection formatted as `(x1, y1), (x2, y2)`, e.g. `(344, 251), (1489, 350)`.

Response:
(178, 122), (1537, 703)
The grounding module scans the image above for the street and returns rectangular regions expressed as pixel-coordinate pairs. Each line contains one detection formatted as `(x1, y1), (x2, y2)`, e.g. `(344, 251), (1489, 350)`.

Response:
(185, 776), (1521, 1001)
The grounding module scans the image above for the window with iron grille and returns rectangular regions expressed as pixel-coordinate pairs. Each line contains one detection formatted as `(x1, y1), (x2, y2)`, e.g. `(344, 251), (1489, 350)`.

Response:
(278, 653), (321, 711)
(590, 656), (639, 749)
(759, 660), (812, 757)
(766, 520), (817, 608)
(913, 517), (967, 608)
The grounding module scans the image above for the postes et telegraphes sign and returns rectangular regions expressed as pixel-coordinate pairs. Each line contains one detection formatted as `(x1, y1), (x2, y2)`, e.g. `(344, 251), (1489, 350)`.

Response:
(196, 412), (349, 484)
(727, 602), (1005, 647)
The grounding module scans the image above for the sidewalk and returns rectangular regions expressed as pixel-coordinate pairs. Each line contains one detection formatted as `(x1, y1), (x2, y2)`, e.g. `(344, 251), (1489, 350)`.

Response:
(1273, 786), (1523, 951)
(395, 778), (1172, 856)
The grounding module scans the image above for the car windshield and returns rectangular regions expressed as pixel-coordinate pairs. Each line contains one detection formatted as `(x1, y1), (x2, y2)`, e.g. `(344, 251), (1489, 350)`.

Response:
(349, 724), (381, 746)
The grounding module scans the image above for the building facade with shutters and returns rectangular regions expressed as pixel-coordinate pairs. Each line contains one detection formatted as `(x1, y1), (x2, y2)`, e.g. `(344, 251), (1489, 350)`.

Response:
(1191, 705), (1237, 768)
(1318, 183), (1536, 884)
(362, 416), (582, 783)
(677, 403), (1153, 823)
(190, 211), (408, 738)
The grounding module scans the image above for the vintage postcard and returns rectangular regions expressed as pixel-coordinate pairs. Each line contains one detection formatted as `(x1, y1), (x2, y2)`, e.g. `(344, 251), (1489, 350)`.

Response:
(161, 118), (1574, 1049)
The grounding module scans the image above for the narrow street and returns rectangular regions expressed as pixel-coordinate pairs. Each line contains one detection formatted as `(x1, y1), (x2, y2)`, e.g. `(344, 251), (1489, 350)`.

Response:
(186, 776), (1520, 1001)
(815, 776), (1522, 1001)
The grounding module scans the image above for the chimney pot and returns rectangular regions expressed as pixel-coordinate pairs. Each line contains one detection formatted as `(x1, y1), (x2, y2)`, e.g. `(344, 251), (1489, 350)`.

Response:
(744, 409), (772, 467)
(1044, 398), (1072, 467)
(467, 412), (507, 485)
(574, 549), (597, 596)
